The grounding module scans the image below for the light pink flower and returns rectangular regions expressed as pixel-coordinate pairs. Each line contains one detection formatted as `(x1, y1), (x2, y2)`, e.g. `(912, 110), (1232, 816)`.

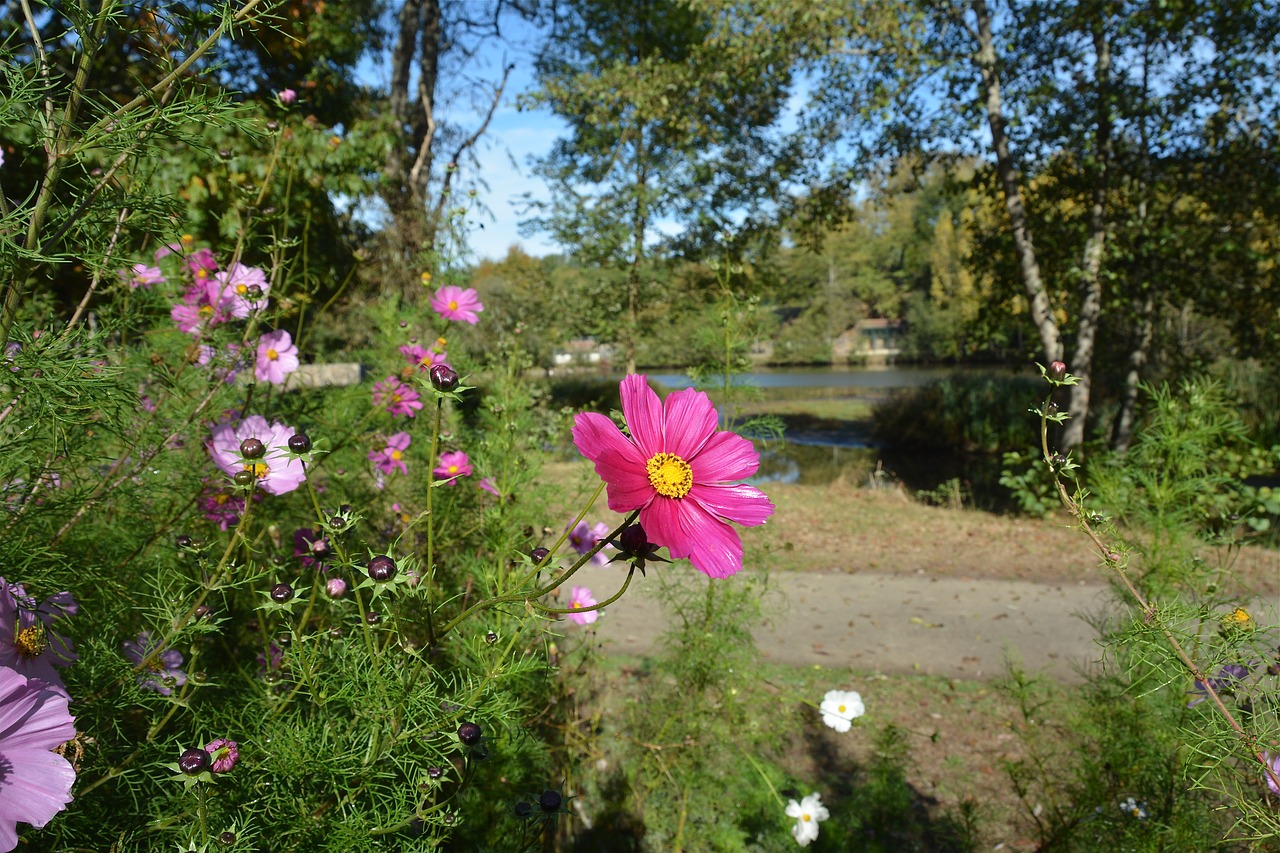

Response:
(1266, 752), (1280, 796)
(121, 263), (165, 290)
(0, 668), (77, 850)
(326, 577), (347, 598)
(566, 586), (599, 625)
(433, 450), (472, 485)
(205, 739), (239, 773)
(215, 263), (270, 317)
(171, 279), (229, 335)
(254, 330), (300, 385)
(372, 377), (423, 418)
(399, 343), (447, 370)
(207, 415), (307, 495)
(277, 88), (298, 105)
(430, 286), (484, 325)
(568, 520), (613, 566)
(478, 477), (500, 496)
(369, 432), (411, 475)
(571, 375), (774, 579)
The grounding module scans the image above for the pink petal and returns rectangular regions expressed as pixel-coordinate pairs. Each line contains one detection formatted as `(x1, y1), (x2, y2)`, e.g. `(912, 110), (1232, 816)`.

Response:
(662, 387), (719, 459)
(641, 498), (745, 578)
(620, 375), (664, 458)
(690, 430), (760, 482)
(0, 747), (76, 825)
(690, 483), (775, 527)
(571, 413), (653, 511)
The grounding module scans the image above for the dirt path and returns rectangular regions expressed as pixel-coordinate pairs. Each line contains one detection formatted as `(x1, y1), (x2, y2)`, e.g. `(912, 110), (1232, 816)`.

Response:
(569, 565), (1112, 682)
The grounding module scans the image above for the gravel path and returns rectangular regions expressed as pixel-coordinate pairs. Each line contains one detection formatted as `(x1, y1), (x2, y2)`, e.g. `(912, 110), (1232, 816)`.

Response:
(569, 565), (1117, 683)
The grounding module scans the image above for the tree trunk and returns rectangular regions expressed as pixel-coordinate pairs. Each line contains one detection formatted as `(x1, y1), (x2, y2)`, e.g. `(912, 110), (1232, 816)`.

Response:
(1062, 20), (1113, 450)
(1111, 293), (1154, 453)
(972, 0), (1061, 366)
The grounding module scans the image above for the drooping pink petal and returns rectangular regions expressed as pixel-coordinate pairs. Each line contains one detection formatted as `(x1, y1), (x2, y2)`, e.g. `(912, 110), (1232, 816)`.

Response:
(689, 482), (775, 527)
(619, 374), (664, 458)
(690, 430), (761, 482)
(572, 412), (653, 511)
(0, 747), (77, 823)
(662, 386), (719, 460)
(640, 497), (745, 578)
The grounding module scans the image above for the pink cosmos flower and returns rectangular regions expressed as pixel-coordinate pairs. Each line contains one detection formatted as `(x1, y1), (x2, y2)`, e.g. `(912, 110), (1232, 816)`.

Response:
(568, 520), (613, 566)
(277, 88), (298, 105)
(430, 286), (484, 325)
(0, 668), (77, 852)
(171, 279), (229, 334)
(121, 263), (165, 290)
(571, 375), (774, 579)
(254, 329), (300, 385)
(399, 343), (447, 370)
(566, 586), (599, 625)
(205, 739), (239, 773)
(185, 248), (218, 281)
(326, 577), (347, 598)
(215, 263), (270, 317)
(478, 477), (500, 497)
(198, 482), (247, 529)
(1265, 752), (1280, 796)
(369, 432), (411, 475)
(292, 528), (330, 567)
(122, 631), (186, 696)
(207, 414), (308, 495)
(372, 377), (423, 418)
(0, 579), (77, 696)
(433, 450), (472, 485)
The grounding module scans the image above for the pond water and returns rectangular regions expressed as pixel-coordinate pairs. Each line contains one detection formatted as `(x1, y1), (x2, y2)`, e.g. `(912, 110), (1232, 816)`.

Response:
(644, 366), (1018, 510)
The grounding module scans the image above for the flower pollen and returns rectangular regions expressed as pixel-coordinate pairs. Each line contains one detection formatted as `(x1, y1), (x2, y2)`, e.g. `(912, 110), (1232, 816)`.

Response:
(14, 624), (46, 658)
(266, 348), (279, 360)
(646, 452), (692, 498)
(242, 462), (270, 478)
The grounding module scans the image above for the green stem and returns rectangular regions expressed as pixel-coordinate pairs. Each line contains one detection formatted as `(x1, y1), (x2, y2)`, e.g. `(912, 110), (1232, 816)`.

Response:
(533, 566), (635, 617)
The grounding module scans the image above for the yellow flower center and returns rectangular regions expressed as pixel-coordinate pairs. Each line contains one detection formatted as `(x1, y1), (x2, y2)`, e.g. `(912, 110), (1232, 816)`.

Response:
(235, 284), (248, 295)
(802, 814), (811, 823)
(198, 305), (214, 317)
(448, 300), (459, 311)
(196, 269), (208, 279)
(436, 337), (447, 348)
(266, 348), (279, 360)
(14, 625), (46, 658)
(646, 452), (692, 499)
(390, 449), (403, 461)
(215, 493), (230, 505)
(181, 234), (194, 244)
(390, 393), (402, 403)
(447, 465), (459, 474)
(572, 600), (583, 609)
(838, 704), (846, 713)
(242, 462), (270, 478)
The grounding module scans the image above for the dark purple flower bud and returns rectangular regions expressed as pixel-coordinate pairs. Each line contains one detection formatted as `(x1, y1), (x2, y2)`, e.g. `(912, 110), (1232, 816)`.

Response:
(287, 433), (310, 454)
(539, 790), (563, 813)
(365, 611), (381, 625)
(194, 605), (212, 619)
(233, 470), (254, 487)
(219, 149), (232, 160)
(246, 285), (264, 300)
(176, 534), (193, 548)
(1047, 361), (1067, 381)
(266, 120), (279, 132)
(485, 631), (498, 645)
(261, 205), (277, 216)
(219, 831), (236, 845)
(427, 765), (444, 779)
(240, 438), (266, 459)
(270, 583), (294, 603)
(514, 801), (533, 818)
(429, 363), (459, 392)
(179, 747), (211, 775)
(457, 721), (482, 745)
(531, 547), (550, 564)
(367, 555), (397, 582)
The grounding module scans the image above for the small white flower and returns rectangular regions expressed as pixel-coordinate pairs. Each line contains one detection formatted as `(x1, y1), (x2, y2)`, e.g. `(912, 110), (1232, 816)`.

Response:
(819, 689), (865, 733)
(1119, 796), (1149, 820)
(785, 792), (829, 847)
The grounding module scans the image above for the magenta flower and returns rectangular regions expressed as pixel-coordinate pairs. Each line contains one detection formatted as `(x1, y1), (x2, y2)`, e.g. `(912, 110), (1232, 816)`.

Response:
(568, 520), (613, 566)
(571, 375), (774, 579)
(372, 377), (424, 418)
(120, 263), (165, 290)
(197, 483), (246, 530)
(205, 739), (239, 773)
(254, 330), (300, 385)
(292, 528), (330, 568)
(122, 631), (187, 696)
(185, 248), (218, 281)
(214, 263), (270, 317)
(566, 586), (599, 625)
(433, 450), (473, 485)
(171, 279), (229, 335)
(0, 668), (77, 852)
(0, 579), (77, 695)
(207, 415), (308, 495)
(369, 432), (411, 475)
(399, 343), (447, 370)
(430, 285), (484, 325)
(277, 88), (298, 105)
(326, 577), (347, 598)
(478, 477), (500, 497)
